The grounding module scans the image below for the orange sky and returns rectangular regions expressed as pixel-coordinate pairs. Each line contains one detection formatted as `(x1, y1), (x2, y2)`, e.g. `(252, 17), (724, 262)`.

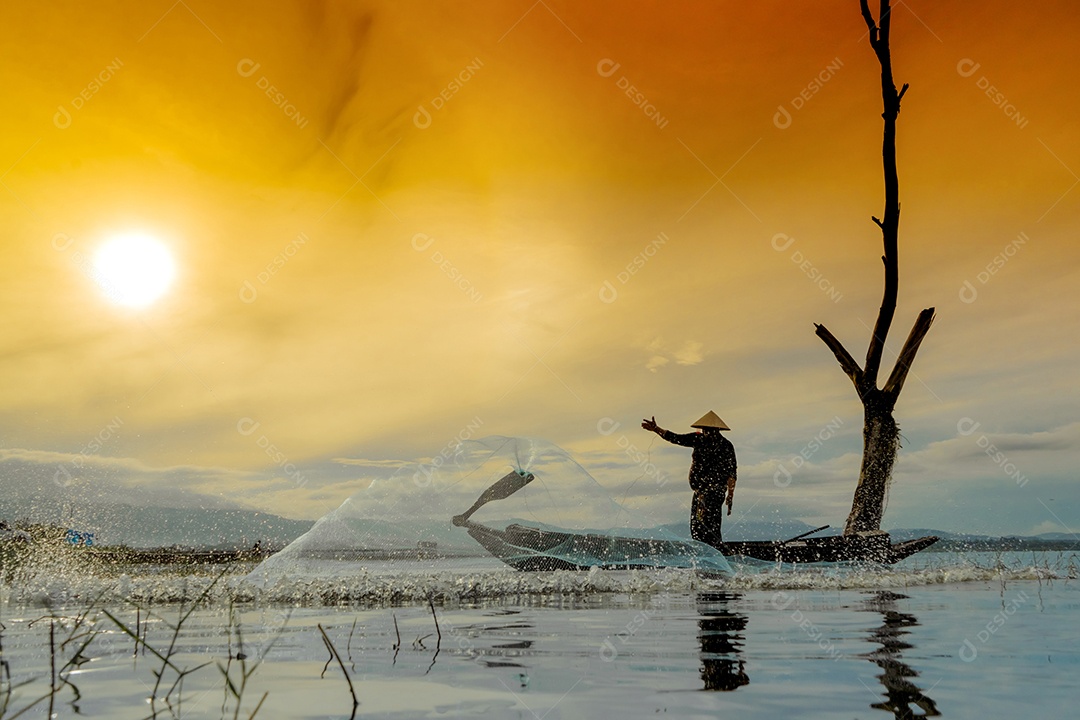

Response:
(1, 0), (1078, 535)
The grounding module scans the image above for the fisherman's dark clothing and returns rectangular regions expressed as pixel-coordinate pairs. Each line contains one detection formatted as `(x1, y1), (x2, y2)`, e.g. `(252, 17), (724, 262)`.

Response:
(660, 430), (737, 547)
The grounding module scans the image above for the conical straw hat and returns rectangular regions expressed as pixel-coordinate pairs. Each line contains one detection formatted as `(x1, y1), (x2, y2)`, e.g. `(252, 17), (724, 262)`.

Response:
(691, 410), (730, 430)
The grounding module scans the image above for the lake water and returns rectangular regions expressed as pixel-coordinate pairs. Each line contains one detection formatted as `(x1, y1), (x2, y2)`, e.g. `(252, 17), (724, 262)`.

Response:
(1, 550), (1076, 718)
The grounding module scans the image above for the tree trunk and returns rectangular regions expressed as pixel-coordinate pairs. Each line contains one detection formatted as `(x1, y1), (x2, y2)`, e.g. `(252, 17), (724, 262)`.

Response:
(814, 1), (936, 536)
(845, 396), (899, 533)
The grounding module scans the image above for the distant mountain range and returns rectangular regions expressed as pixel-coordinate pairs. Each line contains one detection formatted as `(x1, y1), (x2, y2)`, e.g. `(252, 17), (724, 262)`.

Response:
(3, 502), (314, 549)
(93, 505), (316, 549)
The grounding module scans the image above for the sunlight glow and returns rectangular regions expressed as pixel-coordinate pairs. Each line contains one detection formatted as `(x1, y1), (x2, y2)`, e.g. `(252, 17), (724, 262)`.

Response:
(92, 233), (176, 308)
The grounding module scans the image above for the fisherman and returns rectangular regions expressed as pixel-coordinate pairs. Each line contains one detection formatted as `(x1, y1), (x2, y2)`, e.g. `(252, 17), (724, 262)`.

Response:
(642, 411), (736, 548)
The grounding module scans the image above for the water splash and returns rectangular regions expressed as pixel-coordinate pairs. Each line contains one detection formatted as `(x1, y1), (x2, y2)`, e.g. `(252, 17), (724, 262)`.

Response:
(2, 551), (1074, 608)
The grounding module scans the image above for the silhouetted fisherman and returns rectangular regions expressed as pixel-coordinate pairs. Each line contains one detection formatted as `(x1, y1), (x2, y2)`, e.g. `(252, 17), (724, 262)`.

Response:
(642, 411), (736, 548)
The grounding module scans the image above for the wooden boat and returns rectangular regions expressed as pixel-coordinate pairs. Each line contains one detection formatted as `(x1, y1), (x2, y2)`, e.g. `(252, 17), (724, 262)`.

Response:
(463, 520), (936, 569)
(460, 520), (731, 572)
(453, 470), (938, 570)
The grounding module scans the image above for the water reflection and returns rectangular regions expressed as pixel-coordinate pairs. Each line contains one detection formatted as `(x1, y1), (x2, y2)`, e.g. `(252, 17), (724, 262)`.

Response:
(860, 591), (940, 718)
(696, 591), (750, 691)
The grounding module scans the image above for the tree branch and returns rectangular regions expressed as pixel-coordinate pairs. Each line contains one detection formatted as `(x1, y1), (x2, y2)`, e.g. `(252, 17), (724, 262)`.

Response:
(878, 0), (893, 45)
(814, 323), (864, 391)
(862, 0), (901, 390)
(882, 307), (935, 399)
(859, 0), (878, 43)
(863, 267), (897, 387)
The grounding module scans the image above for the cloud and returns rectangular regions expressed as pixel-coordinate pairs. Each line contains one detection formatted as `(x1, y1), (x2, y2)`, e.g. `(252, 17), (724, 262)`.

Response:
(646, 356), (670, 372)
(332, 458), (411, 469)
(643, 338), (705, 372)
(0, 447), (253, 487)
(674, 341), (705, 366)
(896, 422), (1080, 478)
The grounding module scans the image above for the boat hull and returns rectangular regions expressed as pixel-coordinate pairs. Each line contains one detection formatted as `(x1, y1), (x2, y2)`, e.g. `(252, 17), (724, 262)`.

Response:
(722, 533), (938, 564)
(464, 522), (730, 572)
(465, 522), (937, 570)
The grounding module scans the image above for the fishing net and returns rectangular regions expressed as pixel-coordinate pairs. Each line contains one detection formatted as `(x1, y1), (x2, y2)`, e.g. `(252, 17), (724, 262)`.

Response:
(248, 436), (731, 583)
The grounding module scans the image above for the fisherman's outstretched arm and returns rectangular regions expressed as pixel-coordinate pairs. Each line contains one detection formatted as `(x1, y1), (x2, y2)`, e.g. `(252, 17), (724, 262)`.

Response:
(659, 430), (701, 447)
(642, 416), (699, 447)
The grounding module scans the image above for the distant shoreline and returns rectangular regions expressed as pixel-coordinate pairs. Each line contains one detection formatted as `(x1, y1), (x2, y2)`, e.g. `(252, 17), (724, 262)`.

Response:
(48, 546), (485, 565)
(51, 538), (1080, 566)
(928, 538), (1079, 553)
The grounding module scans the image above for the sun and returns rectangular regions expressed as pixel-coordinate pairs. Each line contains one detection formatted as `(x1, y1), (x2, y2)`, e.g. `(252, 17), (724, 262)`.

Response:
(92, 233), (176, 308)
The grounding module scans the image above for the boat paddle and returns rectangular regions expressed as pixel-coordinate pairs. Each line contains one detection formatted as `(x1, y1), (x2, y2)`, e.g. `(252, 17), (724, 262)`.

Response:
(452, 470), (535, 527)
(780, 525), (830, 544)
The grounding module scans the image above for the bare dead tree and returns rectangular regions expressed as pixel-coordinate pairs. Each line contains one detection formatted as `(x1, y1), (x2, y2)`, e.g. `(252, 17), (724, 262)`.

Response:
(813, 0), (935, 535)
